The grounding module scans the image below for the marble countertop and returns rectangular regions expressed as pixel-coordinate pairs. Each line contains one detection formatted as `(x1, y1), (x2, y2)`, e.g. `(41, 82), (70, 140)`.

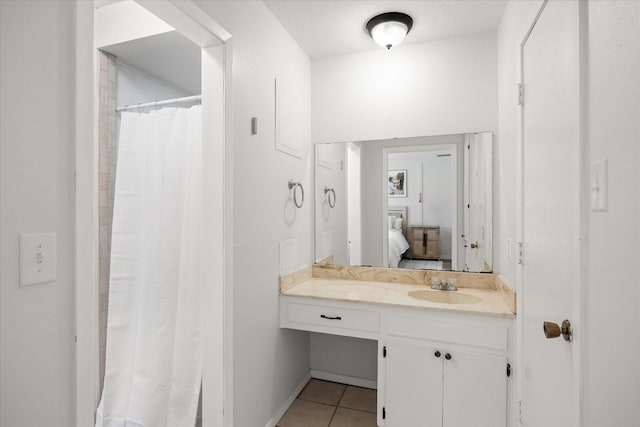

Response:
(281, 278), (515, 318)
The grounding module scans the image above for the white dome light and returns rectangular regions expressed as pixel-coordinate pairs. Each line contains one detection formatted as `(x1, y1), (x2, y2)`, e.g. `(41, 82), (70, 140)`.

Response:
(366, 12), (413, 50)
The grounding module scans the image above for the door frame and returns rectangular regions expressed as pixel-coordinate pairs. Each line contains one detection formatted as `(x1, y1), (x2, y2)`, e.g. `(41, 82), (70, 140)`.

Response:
(515, 0), (587, 425)
(382, 143), (458, 269)
(346, 142), (362, 265)
(73, 1), (234, 426)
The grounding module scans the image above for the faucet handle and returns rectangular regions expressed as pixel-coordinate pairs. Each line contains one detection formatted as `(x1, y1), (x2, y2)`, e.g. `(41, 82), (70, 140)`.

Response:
(446, 279), (457, 291)
(431, 278), (443, 290)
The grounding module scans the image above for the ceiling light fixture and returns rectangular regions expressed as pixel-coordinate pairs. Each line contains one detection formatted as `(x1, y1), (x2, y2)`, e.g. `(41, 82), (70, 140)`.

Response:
(366, 12), (413, 50)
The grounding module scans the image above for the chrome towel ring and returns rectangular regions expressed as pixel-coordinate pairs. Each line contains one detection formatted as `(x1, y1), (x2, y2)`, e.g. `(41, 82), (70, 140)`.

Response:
(324, 187), (336, 208)
(288, 180), (304, 208)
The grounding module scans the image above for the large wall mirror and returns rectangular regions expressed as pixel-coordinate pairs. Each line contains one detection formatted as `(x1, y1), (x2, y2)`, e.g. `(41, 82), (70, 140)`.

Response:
(314, 132), (493, 273)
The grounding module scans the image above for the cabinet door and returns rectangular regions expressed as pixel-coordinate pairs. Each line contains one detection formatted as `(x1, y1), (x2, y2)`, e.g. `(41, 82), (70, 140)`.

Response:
(383, 338), (443, 427)
(426, 240), (439, 259)
(411, 228), (426, 256)
(442, 349), (506, 427)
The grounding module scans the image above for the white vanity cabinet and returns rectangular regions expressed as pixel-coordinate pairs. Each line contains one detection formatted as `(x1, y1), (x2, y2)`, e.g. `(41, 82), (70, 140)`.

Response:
(279, 294), (513, 427)
(380, 313), (509, 427)
(381, 338), (507, 427)
(382, 338), (443, 426)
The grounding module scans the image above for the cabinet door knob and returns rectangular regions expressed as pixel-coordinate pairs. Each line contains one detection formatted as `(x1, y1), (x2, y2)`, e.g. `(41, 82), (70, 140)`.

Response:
(445, 353), (452, 360)
(434, 350), (441, 358)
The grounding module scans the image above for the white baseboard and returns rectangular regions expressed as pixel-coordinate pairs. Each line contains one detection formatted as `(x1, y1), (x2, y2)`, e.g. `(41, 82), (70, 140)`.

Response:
(264, 371), (312, 427)
(310, 370), (377, 390)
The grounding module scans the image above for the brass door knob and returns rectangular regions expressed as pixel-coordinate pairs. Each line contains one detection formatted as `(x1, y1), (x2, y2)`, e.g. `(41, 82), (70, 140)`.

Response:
(543, 320), (573, 342)
(470, 242), (478, 249)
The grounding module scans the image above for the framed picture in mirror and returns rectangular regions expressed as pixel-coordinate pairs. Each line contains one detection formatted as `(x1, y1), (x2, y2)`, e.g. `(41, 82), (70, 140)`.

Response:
(388, 170), (407, 197)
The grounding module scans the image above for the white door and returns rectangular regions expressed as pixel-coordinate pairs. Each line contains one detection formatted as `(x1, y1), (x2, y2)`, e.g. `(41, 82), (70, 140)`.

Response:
(466, 132), (493, 272)
(420, 149), (456, 266)
(521, 1), (581, 425)
(347, 142), (362, 265)
(442, 349), (506, 427)
(383, 338), (443, 427)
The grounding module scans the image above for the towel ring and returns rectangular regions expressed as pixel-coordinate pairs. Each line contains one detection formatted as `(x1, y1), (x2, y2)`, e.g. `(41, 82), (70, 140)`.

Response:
(288, 180), (304, 208)
(324, 187), (336, 208)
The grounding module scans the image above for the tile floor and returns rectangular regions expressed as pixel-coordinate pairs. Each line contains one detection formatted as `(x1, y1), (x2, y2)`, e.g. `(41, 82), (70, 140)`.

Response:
(277, 379), (377, 427)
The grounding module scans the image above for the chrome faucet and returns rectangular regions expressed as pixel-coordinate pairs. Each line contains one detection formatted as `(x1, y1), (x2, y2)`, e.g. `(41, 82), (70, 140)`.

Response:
(431, 278), (445, 290)
(431, 278), (458, 291)
(446, 279), (458, 291)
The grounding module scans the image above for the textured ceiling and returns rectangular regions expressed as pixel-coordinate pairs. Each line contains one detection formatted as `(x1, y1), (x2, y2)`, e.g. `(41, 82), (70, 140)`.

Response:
(264, 0), (507, 58)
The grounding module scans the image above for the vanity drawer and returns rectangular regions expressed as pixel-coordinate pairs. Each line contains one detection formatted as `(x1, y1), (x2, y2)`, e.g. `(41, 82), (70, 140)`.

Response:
(386, 314), (508, 351)
(282, 299), (380, 337)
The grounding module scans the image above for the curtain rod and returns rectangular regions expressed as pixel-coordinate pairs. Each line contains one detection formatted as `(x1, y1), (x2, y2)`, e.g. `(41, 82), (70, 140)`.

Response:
(116, 95), (202, 113)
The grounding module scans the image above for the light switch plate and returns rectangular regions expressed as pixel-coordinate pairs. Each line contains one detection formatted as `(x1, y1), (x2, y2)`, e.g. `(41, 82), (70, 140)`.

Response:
(20, 233), (56, 286)
(591, 158), (608, 211)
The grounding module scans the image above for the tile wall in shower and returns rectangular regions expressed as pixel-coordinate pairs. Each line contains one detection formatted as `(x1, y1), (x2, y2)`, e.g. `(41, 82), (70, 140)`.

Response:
(98, 50), (117, 397)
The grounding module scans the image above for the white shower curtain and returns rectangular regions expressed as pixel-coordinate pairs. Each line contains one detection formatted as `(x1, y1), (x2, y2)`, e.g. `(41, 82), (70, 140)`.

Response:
(97, 105), (203, 427)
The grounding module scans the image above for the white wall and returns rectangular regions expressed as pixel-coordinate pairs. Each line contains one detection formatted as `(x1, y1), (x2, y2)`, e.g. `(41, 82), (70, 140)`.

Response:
(388, 150), (454, 259)
(94, 0), (173, 48)
(315, 143), (348, 264)
(310, 335), (377, 383)
(192, 2), (312, 426)
(116, 62), (191, 107)
(495, 0), (544, 288)
(583, 1), (640, 425)
(311, 32), (498, 144)
(0, 1), (75, 426)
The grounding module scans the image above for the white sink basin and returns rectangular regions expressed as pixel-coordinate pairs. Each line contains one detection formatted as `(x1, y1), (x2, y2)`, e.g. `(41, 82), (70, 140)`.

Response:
(408, 290), (483, 305)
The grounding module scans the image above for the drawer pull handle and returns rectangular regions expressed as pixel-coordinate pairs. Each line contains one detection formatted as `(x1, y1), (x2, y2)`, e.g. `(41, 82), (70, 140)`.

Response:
(434, 351), (441, 358)
(445, 353), (452, 360)
(320, 314), (342, 320)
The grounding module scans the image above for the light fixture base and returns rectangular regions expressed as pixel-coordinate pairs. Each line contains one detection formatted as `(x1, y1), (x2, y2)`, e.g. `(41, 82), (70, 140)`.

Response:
(366, 12), (413, 50)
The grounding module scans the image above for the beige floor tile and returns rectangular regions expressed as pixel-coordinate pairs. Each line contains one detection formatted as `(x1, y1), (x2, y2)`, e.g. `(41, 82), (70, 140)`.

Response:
(277, 399), (335, 427)
(298, 379), (346, 406)
(329, 407), (377, 427)
(338, 386), (377, 413)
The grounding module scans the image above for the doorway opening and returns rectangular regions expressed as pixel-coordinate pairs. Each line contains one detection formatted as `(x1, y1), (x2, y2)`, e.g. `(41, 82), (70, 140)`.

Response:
(95, 8), (203, 406)
(76, 1), (231, 426)
(383, 144), (459, 271)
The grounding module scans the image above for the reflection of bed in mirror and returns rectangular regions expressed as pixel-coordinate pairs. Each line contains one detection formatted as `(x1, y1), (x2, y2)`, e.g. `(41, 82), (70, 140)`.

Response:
(387, 207), (410, 268)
